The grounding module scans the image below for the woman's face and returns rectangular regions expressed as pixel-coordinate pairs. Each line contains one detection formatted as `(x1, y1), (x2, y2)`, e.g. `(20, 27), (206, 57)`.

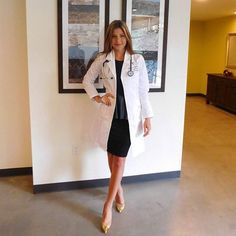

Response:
(111, 28), (127, 53)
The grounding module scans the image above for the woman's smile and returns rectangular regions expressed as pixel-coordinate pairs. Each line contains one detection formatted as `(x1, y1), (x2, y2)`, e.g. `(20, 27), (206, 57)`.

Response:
(111, 28), (127, 52)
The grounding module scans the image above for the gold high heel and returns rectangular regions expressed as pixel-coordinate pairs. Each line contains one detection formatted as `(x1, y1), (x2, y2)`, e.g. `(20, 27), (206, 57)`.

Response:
(101, 206), (112, 234)
(101, 223), (110, 234)
(115, 202), (125, 213)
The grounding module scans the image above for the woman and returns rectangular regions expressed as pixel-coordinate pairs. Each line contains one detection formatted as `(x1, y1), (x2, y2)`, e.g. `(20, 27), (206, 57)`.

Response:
(83, 20), (153, 233)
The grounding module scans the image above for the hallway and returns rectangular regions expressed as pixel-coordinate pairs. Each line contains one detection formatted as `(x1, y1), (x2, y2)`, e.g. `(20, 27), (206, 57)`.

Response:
(0, 96), (236, 236)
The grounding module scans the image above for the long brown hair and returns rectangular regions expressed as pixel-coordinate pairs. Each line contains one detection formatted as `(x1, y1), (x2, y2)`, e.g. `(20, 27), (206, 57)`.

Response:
(103, 20), (134, 55)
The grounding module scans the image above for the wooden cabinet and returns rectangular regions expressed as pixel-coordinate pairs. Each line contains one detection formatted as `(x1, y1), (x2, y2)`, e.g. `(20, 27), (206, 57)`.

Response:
(206, 74), (236, 113)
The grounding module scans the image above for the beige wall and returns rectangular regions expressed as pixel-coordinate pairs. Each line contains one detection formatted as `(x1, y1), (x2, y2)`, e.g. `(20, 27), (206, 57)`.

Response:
(187, 21), (204, 93)
(0, 0), (191, 182)
(201, 16), (236, 94)
(26, 0), (191, 185)
(0, 0), (32, 169)
(187, 15), (236, 94)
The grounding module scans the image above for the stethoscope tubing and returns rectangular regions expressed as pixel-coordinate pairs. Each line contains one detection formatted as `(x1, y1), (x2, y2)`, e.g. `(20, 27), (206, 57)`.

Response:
(127, 56), (134, 77)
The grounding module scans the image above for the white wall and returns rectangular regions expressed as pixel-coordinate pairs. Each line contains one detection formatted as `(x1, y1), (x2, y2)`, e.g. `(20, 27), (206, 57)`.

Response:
(0, 0), (32, 169)
(26, 0), (191, 185)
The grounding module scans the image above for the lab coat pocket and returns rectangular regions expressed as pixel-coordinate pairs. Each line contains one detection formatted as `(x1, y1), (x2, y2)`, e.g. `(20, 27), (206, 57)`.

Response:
(99, 102), (114, 119)
(99, 103), (109, 118)
(132, 105), (143, 137)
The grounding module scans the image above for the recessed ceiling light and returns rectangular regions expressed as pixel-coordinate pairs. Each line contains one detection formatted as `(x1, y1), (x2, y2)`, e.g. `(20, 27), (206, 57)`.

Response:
(234, 11), (236, 14)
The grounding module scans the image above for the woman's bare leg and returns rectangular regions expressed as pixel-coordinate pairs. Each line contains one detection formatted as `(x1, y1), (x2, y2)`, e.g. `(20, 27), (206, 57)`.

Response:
(102, 155), (126, 226)
(107, 153), (124, 204)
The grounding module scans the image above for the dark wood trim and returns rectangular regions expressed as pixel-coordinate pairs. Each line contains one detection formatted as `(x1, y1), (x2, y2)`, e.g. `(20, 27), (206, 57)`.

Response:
(122, 0), (127, 22)
(33, 171), (180, 193)
(57, 0), (63, 93)
(151, 0), (169, 93)
(186, 93), (206, 97)
(0, 167), (32, 177)
(206, 74), (236, 114)
(213, 105), (236, 114)
(105, 0), (110, 32)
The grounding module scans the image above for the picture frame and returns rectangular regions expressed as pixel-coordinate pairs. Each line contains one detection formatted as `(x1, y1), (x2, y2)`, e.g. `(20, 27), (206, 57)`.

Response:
(226, 33), (236, 69)
(58, 0), (109, 93)
(122, 0), (169, 92)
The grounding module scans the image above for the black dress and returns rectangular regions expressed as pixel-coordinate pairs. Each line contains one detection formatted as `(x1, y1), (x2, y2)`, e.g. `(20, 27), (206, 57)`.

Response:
(107, 60), (131, 157)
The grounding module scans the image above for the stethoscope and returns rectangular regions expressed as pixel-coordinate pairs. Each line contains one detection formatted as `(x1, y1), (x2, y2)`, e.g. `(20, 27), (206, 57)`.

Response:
(102, 56), (134, 78)
(127, 56), (134, 77)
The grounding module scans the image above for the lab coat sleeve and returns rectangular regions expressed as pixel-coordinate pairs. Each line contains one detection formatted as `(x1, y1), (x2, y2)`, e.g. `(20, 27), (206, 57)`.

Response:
(82, 55), (103, 99)
(139, 55), (154, 118)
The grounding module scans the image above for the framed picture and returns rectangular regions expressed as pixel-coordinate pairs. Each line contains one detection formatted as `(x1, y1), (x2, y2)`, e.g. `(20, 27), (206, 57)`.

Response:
(58, 0), (109, 93)
(122, 0), (169, 92)
(226, 33), (236, 69)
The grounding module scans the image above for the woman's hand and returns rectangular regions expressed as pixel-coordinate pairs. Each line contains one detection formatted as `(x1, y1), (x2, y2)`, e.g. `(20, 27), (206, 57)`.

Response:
(101, 93), (114, 106)
(93, 93), (114, 106)
(143, 118), (151, 137)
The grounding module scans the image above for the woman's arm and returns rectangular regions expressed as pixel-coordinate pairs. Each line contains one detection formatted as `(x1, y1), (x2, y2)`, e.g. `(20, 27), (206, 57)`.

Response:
(82, 54), (103, 99)
(138, 55), (154, 119)
(83, 54), (115, 106)
(138, 55), (153, 136)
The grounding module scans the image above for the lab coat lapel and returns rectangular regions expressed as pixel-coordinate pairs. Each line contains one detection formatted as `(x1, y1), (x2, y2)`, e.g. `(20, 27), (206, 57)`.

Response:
(105, 51), (116, 80)
(121, 51), (131, 81)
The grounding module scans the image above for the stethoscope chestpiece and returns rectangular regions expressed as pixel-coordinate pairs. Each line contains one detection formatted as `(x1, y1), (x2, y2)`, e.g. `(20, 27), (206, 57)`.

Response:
(127, 71), (134, 77)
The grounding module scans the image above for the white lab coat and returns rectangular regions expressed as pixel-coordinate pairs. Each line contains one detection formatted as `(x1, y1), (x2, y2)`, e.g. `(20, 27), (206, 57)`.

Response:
(83, 50), (153, 157)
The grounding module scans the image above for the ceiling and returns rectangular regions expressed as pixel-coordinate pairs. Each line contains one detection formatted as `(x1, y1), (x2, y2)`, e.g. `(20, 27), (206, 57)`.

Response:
(191, 0), (236, 21)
